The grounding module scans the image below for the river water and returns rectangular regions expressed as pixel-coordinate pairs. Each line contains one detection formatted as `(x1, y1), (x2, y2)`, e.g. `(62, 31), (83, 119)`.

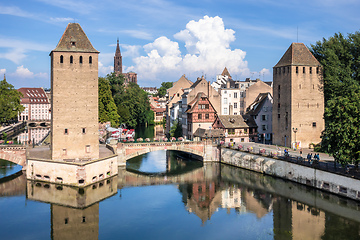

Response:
(0, 126), (360, 239)
(0, 149), (360, 240)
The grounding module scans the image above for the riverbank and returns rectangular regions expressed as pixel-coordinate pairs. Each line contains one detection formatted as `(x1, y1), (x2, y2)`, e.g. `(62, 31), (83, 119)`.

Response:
(220, 147), (360, 202)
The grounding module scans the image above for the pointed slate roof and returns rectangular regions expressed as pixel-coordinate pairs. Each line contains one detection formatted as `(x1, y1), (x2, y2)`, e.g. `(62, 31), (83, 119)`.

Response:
(115, 38), (121, 54)
(221, 67), (231, 78)
(274, 43), (320, 67)
(52, 23), (99, 53)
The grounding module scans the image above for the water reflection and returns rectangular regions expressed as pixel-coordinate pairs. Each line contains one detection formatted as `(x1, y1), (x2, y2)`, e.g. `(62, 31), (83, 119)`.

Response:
(0, 159), (22, 179)
(16, 127), (50, 144)
(0, 151), (359, 239)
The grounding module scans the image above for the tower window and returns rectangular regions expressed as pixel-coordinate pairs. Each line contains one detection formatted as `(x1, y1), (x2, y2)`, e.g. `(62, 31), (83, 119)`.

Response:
(60, 55), (63, 63)
(310, 67), (312, 74)
(316, 67), (319, 74)
(86, 145), (90, 153)
(296, 66), (298, 73)
(79, 56), (83, 64)
(89, 56), (92, 64)
(303, 67), (305, 73)
(312, 122), (317, 127)
(64, 128), (68, 134)
(82, 128), (86, 134)
(70, 56), (73, 64)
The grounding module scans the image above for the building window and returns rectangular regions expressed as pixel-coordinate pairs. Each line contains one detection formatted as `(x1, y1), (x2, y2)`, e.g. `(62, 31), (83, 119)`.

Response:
(224, 98), (228, 104)
(198, 114), (202, 119)
(303, 67), (305, 73)
(310, 67), (312, 74)
(64, 129), (68, 135)
(278, 114), (280, 119)
(86, 145), (90, 153)
(205, 104), (209, 109)
(70, 56), (73, 64)
(79, 56), (83, 64)
(234, 103), (238, 109)
(278, 103), (280, 109)
(316, 67), (319, 74)
(224, 108), (228, 115)
(205, 114), (209, 119)
(62, 149), (67, 155)
(296, 66), (298, 73)
(89, 56), (92, 64)
(82, 128), (86, 134)
(60, 55), (63, 63)
(299, 84), (301, 89)
(234, 92), (238, 98)
(262, 125), (268, 131)
(262, 115), (267, 121)
(313, 122), (317, 127)
(228, 128), (235, 134)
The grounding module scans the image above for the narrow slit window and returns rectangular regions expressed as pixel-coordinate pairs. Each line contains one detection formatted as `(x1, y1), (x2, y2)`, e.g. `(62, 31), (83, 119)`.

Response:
(70, 56), (73, 64)
(79, 56), (83, 64)
(60, 55), (63, 63)
(89, 56), (92, 64)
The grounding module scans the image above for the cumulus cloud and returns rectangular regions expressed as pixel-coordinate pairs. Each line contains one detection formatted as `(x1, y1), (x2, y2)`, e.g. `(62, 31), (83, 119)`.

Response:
(259, 68), (270, 76)
(8, 65), (48, 79)
(130, 16), (250, 84)
(98, 61), (113, 76)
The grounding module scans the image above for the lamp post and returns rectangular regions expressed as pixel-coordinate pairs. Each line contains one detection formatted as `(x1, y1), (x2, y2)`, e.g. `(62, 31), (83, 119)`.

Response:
(292, 127), (298, 149)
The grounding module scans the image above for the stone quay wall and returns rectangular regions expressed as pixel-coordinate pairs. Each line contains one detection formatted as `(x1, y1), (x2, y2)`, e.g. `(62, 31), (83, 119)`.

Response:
(221, 148), (360, 202)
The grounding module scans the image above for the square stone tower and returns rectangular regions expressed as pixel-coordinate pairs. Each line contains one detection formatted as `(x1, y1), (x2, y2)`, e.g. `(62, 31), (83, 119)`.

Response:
(50, 23), (99, 160)
(272, 43), (324, 148)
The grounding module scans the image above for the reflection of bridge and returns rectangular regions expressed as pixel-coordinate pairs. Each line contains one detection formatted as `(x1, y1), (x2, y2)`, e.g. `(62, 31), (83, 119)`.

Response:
(118, 163), (220, 188)
(27, 120), (50, 128)
(0, 171), (26, 197)
(116, 140), (219, 165)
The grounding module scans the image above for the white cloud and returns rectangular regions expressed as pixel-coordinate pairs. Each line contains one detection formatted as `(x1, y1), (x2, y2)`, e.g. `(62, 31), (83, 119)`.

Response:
(0, 5), (34, 18)
(98, 61), (113, 77)
(130, 16), (250, 83)
(8, 65), (48, 79)
(0, 48), (27, 64)
(0, 69), (6, 77)
(49, 17), (75, 23)
(259, 68), (270, 76)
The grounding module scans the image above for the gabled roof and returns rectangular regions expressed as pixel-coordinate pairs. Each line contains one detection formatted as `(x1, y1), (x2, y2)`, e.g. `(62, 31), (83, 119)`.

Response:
(246, 92), (272, 116)
(191, 76), (206, 89)
(217, 115), (249, 129)
(274, 43), (320, 67)
(52, 23), (99, 53)
(221, 67), (231, 78)
(193, 128), (224, 138)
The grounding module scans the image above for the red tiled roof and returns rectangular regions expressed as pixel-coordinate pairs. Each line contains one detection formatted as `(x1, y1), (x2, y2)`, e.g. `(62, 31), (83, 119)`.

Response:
(17, 88), (49, 104)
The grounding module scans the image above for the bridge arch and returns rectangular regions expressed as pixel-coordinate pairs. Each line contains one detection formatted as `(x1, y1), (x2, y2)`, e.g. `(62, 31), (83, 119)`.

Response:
(0, 146), (26, 167)
(115, 141), (219, 166)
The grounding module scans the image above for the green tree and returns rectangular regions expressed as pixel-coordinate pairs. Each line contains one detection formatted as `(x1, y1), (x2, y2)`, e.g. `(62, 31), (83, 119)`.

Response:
(310, 32), (360, 166)
(0, 78), (24, 124)
(157, 81), (173, 98)
(170, 119), (182, 138)
(104, 73), (153, 128)
(98, 77), (120, 126)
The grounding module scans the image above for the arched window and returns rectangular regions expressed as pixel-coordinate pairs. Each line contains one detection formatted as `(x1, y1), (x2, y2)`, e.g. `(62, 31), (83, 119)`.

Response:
(70, 56), (73, 64)
(79, 56), (83, 64)
(89, 56), (92, 64)
(60, 55), (63, 63)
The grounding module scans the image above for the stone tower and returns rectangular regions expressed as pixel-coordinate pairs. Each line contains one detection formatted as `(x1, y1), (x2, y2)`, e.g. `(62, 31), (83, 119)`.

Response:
(272, 43), (324, 148)
(50, 23), (99, 161)
(114, 38), (122, 74)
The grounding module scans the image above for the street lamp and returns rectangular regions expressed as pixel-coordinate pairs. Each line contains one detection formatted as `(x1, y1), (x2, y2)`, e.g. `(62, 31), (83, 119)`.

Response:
(292, 127), (298, 149)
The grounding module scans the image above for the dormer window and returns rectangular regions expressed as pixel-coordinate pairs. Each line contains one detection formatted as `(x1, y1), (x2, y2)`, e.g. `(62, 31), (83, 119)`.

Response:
(71, 41), (76, 47)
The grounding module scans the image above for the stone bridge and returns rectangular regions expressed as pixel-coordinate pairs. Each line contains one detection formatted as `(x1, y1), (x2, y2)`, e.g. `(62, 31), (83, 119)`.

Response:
(114, 140), (220, 166)
(0, 145), (26, 167)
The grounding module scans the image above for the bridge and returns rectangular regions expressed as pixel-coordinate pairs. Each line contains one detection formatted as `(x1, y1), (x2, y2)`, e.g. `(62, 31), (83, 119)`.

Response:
(115, 140), (220, 166)
(27, 119), (50, 128)
(0, 145), (26, 167)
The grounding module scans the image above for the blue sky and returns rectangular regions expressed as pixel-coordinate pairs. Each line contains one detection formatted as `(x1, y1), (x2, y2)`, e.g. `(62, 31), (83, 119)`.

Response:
(1, 0), (359, 89)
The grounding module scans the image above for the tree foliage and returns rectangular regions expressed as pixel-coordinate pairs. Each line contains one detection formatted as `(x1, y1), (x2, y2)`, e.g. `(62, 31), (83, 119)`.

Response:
(157, 81), (173, 98)
(98, 77), (120, 126)
(170, 120), (182, 138)
(0, 78), (24, 124)
(310, 32), (360, 166)
(104, 73), (153, 128)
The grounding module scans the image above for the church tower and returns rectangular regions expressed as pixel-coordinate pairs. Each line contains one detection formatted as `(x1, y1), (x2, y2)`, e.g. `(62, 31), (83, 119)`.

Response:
(114, 39), (122, 74)
(50, 23), (99, 161)
(272, 43), (324, 148)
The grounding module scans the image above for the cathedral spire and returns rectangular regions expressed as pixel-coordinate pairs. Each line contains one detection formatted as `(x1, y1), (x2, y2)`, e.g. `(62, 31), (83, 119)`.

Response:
(114, 38), (122, 74)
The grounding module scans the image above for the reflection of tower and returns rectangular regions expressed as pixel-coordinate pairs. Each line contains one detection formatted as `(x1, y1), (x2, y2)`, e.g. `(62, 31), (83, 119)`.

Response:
(273, 197), (293, 240)
(51, 204), (99, 240)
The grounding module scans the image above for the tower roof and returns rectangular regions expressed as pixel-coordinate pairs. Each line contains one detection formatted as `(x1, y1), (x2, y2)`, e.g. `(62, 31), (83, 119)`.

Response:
(115, 38), (121, 54)
(274, 43), (320, 67)
(221, 67), (231, 78)
(51, 23), (99, 53)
